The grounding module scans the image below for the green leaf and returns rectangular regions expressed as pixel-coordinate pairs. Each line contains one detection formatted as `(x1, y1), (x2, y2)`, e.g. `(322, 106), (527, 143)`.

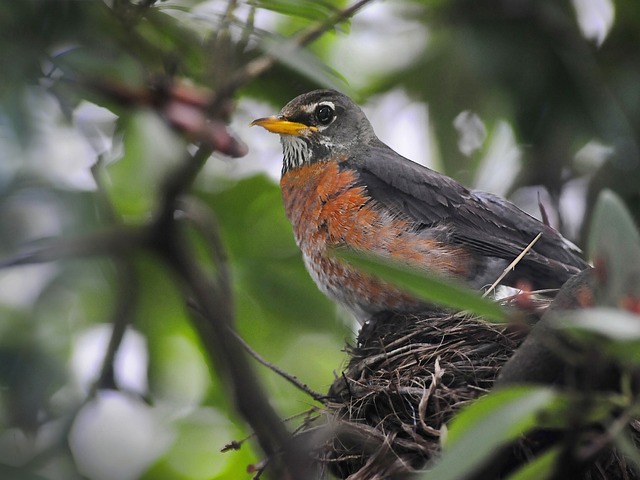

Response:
(199, 175), (338, 329)
(505, 447), (560, 480)
(259, 35), (348, 92)
(142, 408), (240, 480)
(554, 308), (640, 364)
(424, 386), (556, 480)
(255, 0), (344, 22)
(0, 464), (52, 480)
(588, 190), (640, 255)
(557, 308), (640, 341)
(105, 110), (185, 221)
(587, 190), (640, 305)
(335, 249), (507, 321)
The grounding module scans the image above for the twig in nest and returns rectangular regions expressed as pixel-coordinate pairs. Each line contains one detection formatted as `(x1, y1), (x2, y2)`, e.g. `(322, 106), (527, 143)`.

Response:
(417, 358), (444, 437)
(482, 232), (543, 298)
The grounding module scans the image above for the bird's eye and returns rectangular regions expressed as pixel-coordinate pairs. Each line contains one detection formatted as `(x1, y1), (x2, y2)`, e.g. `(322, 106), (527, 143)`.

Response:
(315, 104), (334, 125)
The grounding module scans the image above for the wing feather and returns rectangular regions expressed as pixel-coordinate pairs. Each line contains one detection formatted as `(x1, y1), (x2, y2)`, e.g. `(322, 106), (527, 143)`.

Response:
(345, 141), (588, 288)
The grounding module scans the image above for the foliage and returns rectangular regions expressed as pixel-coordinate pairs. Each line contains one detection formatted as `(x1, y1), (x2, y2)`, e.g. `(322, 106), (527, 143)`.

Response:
(336, 249), (506, 321)
(426, 190), (640, 479)
(0, 0), (639, 479)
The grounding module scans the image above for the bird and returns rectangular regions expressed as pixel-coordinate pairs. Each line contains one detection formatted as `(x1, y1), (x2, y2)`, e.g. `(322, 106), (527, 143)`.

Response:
(251, 89), (589, 323)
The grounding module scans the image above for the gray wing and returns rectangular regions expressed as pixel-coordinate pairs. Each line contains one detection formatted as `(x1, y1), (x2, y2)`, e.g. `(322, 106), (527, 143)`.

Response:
(347, 141), (588, 289)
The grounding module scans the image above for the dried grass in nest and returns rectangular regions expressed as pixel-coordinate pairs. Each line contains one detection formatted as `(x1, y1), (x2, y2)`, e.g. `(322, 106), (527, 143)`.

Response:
(318, 309), (525, 479)
(316, 296), (640, 480)
(311, 283), (640, 480)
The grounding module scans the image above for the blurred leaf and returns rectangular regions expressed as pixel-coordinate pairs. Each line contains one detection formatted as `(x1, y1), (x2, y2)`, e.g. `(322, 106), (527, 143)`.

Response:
(52, 46), (146, 95)
(202, 175), (298, 260)
(240, 62), (329, 109)
(557, 308), (640, 341)
(135, 8), (206, 71)
(0, 342), (65, 432)
(505, 447), (560, 480)
(425, 386), (557, 480)
(198, 175), (348, 418)
(535, 390), (627, 431)
(105, 110), (185, 220)
(336, 249), (507, 321)
(200, 175), (337, 329)
(554, 308), (640, 364)
(255, 0), (345, 21)
(259, 35), (349, 92)
(444, 386), (555, 446)
(130, 255), (196, 395)
(587, 189), (640, 305)
(4, 0), (640, 478)
(142, 408), (246, 480)
(0, 464), (50, 480)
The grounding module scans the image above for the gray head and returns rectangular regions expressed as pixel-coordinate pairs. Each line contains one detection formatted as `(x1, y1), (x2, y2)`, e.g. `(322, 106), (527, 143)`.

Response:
(251, 90), (377, 173)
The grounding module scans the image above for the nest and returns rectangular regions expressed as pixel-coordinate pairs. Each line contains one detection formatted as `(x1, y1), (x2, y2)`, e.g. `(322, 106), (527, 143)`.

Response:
(313, 303), (640, 480)
(318, 309), (524, 479)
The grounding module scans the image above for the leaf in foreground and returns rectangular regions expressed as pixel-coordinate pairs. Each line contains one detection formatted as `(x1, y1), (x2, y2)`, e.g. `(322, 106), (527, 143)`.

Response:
(505, 446), (560, 480)
(422, 386), (557, 480)
(554, 308), (640, 364)
(335, 249), (506, 321)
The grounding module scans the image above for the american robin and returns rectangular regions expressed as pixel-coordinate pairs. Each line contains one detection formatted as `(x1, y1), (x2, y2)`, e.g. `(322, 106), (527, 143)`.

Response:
(251, 89), (589, 322)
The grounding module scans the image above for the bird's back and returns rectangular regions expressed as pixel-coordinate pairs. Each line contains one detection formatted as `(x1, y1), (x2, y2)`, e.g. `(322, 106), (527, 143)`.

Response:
(255, 89), (588, 321)
(350, 140), (588, 289)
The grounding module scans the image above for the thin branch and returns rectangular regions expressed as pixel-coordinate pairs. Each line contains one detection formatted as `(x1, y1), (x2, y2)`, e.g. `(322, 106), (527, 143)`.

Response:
(94, 259), (139, 392)
(157, 222), (314, 479)
(482, 232), (543, 298)
(0, 227), (146, 270)
(295, 0), (374, 46)
(87, 157), (140, 392)
(156, 146), (214, 227)
(210, 0), (375, 108)
(177, 197), (232, 300)
(222, 408), (322, 453)
(12, 3), (376, 477)
(229, 327), (327, 402)
(239, 0), (257, 52)
(151, 139), (317, 475)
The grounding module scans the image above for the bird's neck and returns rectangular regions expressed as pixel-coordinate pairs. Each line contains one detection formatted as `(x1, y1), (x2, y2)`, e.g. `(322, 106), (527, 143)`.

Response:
(281, 136), (311, 174)
(280, 135), (335, 174)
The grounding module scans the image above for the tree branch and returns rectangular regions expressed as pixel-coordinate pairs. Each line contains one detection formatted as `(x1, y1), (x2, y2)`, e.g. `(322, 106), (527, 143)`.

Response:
(94, 259), (139, 392)
(228, 327), (327, 403)
(209, 0), (375, 108)
(0, 227), (146, 270)
(155, 219), (314, 479)
(2, 3), (378, 477)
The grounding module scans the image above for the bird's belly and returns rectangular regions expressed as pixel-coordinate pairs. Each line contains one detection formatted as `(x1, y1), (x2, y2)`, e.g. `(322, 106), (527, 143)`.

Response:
(280, 162), (475, 320)
(301, 251), (423, 321)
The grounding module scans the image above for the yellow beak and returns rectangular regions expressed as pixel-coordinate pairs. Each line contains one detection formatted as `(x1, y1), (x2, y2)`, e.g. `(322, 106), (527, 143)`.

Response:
(250, 116), (317, 136)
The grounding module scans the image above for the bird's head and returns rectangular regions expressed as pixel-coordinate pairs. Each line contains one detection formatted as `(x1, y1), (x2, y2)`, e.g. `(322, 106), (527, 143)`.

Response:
(251, 89), (375, 173)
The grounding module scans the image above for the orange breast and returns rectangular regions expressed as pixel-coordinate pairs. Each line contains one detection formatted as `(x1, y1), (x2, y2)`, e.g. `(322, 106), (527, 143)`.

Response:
(280, 161), (473, 317)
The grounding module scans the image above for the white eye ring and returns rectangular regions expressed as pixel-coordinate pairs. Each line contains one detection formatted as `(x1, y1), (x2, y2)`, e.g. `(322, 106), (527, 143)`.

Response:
(316, 104), (334, 125)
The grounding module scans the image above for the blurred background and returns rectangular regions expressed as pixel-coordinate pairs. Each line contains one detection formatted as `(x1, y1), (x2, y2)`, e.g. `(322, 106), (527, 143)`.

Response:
(0, 0), (638, 479)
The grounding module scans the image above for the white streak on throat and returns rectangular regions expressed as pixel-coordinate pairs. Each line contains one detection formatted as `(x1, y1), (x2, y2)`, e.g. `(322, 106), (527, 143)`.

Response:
(281, 135), (311, 171)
